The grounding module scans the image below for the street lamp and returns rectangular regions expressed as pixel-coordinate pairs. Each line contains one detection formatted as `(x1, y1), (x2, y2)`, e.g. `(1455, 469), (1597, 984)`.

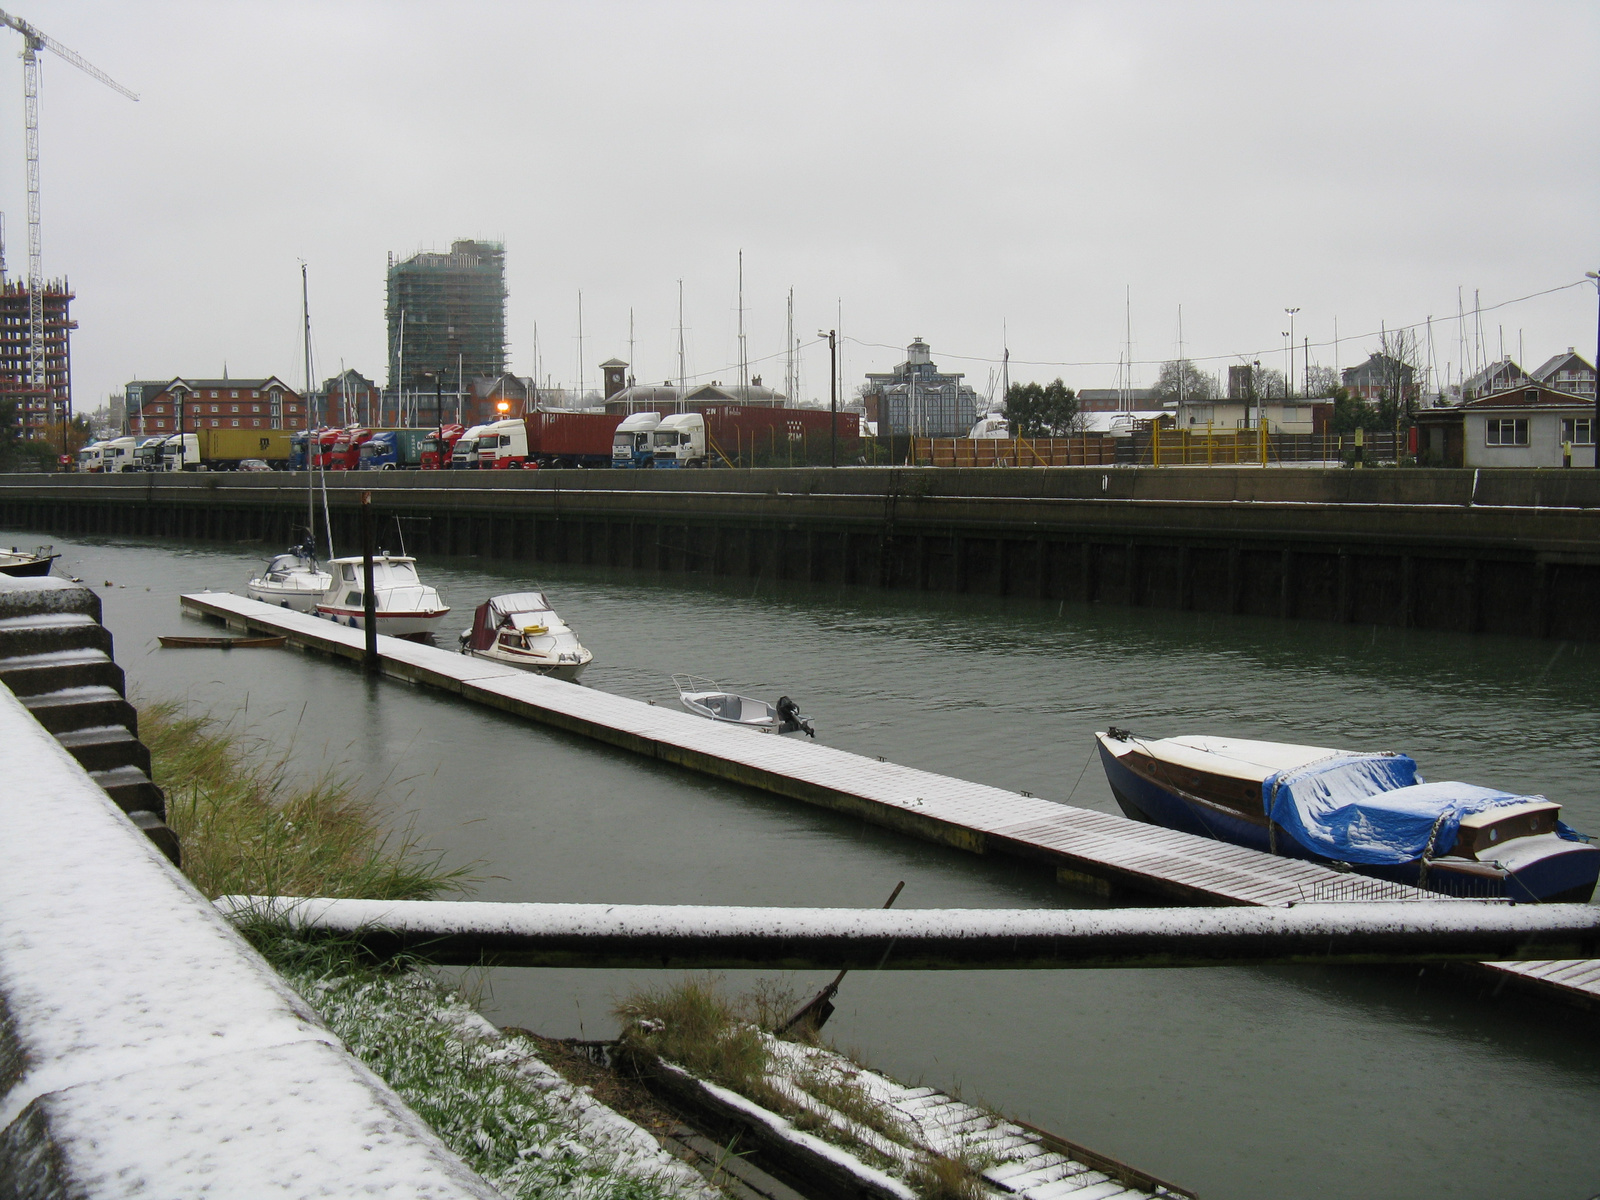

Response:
(1587, 271), (1600, 469)
(1281, 334), (1291, 400)
(1284, 307), (1300, 397)
(817, 329), (837, 467)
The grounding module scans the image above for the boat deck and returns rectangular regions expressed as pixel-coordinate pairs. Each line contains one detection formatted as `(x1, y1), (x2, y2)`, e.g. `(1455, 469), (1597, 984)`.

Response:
(179, 590), (1600, 1012)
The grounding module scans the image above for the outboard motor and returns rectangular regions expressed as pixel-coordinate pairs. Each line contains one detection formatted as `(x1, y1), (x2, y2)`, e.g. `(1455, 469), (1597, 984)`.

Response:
(776, 696), (814, 738)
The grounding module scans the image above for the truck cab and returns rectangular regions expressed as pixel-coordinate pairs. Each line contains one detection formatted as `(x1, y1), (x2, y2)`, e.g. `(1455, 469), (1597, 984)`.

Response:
(649, 412), (707, 468)
(95, 436), (139, 472)
(132, 436), (167, 472)
(478, 419), (529, 468)
(420, 424), (465, 470)
(359, 431), (399, 470)
(611, 412), (662, 468)
(327, 427), (369, 470)
(451, 425), (489, 468)
(76, 443), (105, 472)
(161, 433), (201, 471)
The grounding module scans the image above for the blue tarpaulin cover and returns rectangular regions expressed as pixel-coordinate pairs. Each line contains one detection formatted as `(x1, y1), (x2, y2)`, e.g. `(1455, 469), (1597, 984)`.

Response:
(1261, 754), (1554, 866)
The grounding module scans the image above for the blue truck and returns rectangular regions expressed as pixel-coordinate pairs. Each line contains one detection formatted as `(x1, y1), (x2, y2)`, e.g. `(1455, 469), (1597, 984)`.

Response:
(359, 429), (431, 470)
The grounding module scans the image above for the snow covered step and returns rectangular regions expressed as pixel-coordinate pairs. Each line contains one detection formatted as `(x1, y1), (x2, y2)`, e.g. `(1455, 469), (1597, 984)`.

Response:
(89, 764), (167, 819)
(0, 611), (109, 657)
(55, 723), (151, 776)
(0, 647), (124, 697)
(20, 684), (137, 735)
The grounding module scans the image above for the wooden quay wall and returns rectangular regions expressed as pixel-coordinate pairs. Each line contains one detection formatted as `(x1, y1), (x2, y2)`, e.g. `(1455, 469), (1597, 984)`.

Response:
(6, 466), (1600, 641)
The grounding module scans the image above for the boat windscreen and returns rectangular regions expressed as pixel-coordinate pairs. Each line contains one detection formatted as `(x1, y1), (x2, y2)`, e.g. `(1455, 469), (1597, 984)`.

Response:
(1263, 755), (1551, 865)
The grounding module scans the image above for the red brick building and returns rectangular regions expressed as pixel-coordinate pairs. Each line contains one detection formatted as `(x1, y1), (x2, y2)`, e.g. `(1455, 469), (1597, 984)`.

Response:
(127, 377), (305, 434)
(0, 278), (75, 437)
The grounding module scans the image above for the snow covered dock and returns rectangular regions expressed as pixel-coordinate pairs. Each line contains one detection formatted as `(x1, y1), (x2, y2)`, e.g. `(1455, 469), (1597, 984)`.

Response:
(181, 590), (1600, 1010)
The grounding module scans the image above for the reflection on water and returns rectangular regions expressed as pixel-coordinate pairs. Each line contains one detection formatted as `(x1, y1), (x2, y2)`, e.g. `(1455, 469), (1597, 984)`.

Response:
(18, 526), (1600, 1200)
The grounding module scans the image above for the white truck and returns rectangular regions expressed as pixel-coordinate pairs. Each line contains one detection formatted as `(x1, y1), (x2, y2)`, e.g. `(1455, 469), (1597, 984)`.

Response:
(75, 442), (105, 472)
(160, 433), (201, 471)
(648, 412), (707, 468)
(450, 424), (490, 469)
(95, 435), (142, 472)
(476, 418), (527, 468)
(611, 411), (662, 468)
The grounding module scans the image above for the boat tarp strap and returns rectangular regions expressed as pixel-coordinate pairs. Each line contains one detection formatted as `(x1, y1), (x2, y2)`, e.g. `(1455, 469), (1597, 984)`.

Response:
(1261, 755), (1554, 865)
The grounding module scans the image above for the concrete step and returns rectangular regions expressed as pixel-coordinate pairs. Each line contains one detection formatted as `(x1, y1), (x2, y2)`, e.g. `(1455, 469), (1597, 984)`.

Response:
(126, 808), (182, 867)
(0, 612), (112, 658)
(0, 648), (124, 697)
(19, 685), (139, 736)
(89, 764), (166, 820)
(56, 724), (152, 777)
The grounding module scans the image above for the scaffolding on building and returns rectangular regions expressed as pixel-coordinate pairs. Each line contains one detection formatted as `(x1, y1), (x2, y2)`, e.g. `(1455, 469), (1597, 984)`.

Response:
(385, 240), (507, 423)
(0, 276), (74, 437)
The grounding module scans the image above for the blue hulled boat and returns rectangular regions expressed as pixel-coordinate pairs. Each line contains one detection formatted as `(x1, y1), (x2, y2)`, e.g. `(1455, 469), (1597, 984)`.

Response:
(1096, 729), (1599, 903)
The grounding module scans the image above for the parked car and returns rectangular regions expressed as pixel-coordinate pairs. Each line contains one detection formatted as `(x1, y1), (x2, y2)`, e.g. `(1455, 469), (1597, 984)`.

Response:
(238, 458), (273, 472)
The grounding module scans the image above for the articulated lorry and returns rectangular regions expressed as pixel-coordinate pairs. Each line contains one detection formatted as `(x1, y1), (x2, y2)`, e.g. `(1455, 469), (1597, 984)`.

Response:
(478, 412), (625, 468)
(612, 406), (862, 468)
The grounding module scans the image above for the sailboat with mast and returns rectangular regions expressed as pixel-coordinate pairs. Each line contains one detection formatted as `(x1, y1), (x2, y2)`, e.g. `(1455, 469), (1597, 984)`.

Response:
(247, 264), (332, 611)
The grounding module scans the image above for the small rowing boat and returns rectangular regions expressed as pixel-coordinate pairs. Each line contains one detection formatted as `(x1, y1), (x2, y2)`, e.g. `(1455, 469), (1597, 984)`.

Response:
(158, 635), (287, 649)
(0, 545), (59, 577)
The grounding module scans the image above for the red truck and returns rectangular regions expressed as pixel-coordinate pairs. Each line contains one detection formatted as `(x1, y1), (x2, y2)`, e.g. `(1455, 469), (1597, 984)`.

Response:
(419, 424), (466, 470)
(327, 427), (371, 470)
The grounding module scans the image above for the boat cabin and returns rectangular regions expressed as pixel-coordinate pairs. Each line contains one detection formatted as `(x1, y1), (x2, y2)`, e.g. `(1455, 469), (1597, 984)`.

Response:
(464, 592), (556, 652)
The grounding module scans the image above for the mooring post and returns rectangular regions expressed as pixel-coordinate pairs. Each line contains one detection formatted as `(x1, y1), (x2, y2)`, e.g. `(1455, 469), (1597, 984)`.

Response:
(360, 490), (378, 673)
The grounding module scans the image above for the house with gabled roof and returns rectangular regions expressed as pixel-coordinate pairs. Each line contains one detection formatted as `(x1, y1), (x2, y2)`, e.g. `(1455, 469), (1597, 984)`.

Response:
(1460, 358), (1529, 401)
(1418, 381), (1595, 468)
(1530, 347), (1595, 401)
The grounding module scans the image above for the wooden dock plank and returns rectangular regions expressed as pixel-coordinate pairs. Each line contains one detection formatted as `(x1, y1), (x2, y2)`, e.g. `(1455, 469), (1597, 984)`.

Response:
(177, 591), (1600, 1012)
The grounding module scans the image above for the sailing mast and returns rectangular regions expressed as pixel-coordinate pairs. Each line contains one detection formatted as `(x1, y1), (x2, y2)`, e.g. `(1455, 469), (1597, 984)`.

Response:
(738, 250), (747, 392)
(677, 280), (686, 396)
(302, 263), (313, 547)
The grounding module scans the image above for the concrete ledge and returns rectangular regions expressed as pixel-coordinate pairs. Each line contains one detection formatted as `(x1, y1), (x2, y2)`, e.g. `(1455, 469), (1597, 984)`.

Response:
(0, 685), (497, 1198)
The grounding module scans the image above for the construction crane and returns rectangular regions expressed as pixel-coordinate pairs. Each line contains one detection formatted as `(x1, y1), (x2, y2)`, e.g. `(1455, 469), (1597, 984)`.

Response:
(0, 8), (136, 421)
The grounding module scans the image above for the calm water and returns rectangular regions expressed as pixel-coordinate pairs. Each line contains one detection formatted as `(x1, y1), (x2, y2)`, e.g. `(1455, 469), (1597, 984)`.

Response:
(19, 525), (1600, 1200)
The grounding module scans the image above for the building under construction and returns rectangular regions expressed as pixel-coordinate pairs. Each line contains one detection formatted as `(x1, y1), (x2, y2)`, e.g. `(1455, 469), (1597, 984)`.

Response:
(0, 277), (74, 437)
(386, 240), (507, 400)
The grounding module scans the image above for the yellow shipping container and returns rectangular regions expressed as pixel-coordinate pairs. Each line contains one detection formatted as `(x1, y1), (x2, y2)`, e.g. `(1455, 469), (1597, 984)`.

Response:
(197, 427), (294, 467)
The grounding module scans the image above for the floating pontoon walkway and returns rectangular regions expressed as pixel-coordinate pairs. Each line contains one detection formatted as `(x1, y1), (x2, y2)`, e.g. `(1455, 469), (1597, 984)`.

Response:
(180, 591), (1600, 1011)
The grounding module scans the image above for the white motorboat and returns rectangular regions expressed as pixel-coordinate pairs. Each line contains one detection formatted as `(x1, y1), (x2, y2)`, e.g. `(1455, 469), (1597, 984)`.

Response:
(673, 675), (814, 736)
(313, 555), (450, 640)
(246, 542), (332, 613)
(458, 592), (592, 681)
(0, 544), (58, 577)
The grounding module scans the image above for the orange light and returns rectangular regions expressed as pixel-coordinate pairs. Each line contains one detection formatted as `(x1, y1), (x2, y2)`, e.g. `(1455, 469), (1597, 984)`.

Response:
(496, 401), (510, 413)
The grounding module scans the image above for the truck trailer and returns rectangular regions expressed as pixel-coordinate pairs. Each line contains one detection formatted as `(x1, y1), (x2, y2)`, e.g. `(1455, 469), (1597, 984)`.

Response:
(359, 428), (431, 470)
(479, 412), (625, 468)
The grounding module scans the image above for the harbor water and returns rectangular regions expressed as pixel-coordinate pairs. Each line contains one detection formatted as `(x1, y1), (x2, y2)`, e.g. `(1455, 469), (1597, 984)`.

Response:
(16, 524), (1600, 1200)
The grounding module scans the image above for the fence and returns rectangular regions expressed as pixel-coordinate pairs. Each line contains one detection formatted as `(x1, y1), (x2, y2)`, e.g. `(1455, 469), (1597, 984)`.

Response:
(1133, 428), (1401, 467)
(912, 436), (1118, 467)
(908, 430), (1402, 468)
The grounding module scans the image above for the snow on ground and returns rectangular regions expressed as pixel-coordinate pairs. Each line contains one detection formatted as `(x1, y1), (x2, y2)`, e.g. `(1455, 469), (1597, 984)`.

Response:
(277, 953), (716, 1200)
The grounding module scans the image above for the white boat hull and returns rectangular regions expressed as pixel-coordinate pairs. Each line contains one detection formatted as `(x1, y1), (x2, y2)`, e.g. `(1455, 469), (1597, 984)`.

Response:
(247, 581), (326, 613)
(464, 646), (590, 681)
(314, 605), (450, 639)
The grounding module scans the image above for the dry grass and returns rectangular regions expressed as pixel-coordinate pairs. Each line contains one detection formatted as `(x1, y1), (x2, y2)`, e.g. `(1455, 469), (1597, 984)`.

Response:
(613, 975), (776, 1102)
(142, 699), (472, 902)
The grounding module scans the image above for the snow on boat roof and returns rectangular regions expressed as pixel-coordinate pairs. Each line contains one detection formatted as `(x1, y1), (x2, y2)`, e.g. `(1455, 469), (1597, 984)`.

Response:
(1136, 734), (1349, 782)
(329, 554), (415, 565)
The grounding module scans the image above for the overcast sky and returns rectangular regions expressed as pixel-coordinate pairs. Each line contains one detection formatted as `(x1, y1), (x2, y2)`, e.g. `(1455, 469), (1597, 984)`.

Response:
(4, 0), (1597, 410)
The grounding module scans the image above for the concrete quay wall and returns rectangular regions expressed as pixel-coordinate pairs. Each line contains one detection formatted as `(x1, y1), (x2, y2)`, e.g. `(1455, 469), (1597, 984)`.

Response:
(3, 466), (1598, 641)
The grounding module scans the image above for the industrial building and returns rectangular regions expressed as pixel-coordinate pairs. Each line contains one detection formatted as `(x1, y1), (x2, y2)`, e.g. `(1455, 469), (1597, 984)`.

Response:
(386, 240), (507, 402)
(861, 338), (979, 436)
(0, 277), (75, 437)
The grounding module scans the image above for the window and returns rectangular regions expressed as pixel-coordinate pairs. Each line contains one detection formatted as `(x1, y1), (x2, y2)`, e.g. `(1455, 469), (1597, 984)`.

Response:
(230, 390), (239, 398)
(252, 419), (262, 427)
(209, 404), (219, 413)
(230, 405), (239, 413)
(1561, 417), (1594, 446)
(251, 405), (260, 413)
(210, 418), (220, 428)
(252, 390), (259, 398)
(1485, 418), (1528, 446)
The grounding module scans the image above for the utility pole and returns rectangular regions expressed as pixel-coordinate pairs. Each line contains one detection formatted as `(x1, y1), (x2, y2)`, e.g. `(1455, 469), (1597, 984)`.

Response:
(1284, 308), (1299, 397)
(676, 280), (685, 397)
(360, 491), (378, 673)
(738, 250), (747, 391)
(818, 328), (837, 466)
(1587, 270), (1600, 468)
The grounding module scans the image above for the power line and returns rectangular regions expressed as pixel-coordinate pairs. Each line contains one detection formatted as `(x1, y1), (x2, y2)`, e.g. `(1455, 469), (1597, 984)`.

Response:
(842, 278), (1591, 371)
